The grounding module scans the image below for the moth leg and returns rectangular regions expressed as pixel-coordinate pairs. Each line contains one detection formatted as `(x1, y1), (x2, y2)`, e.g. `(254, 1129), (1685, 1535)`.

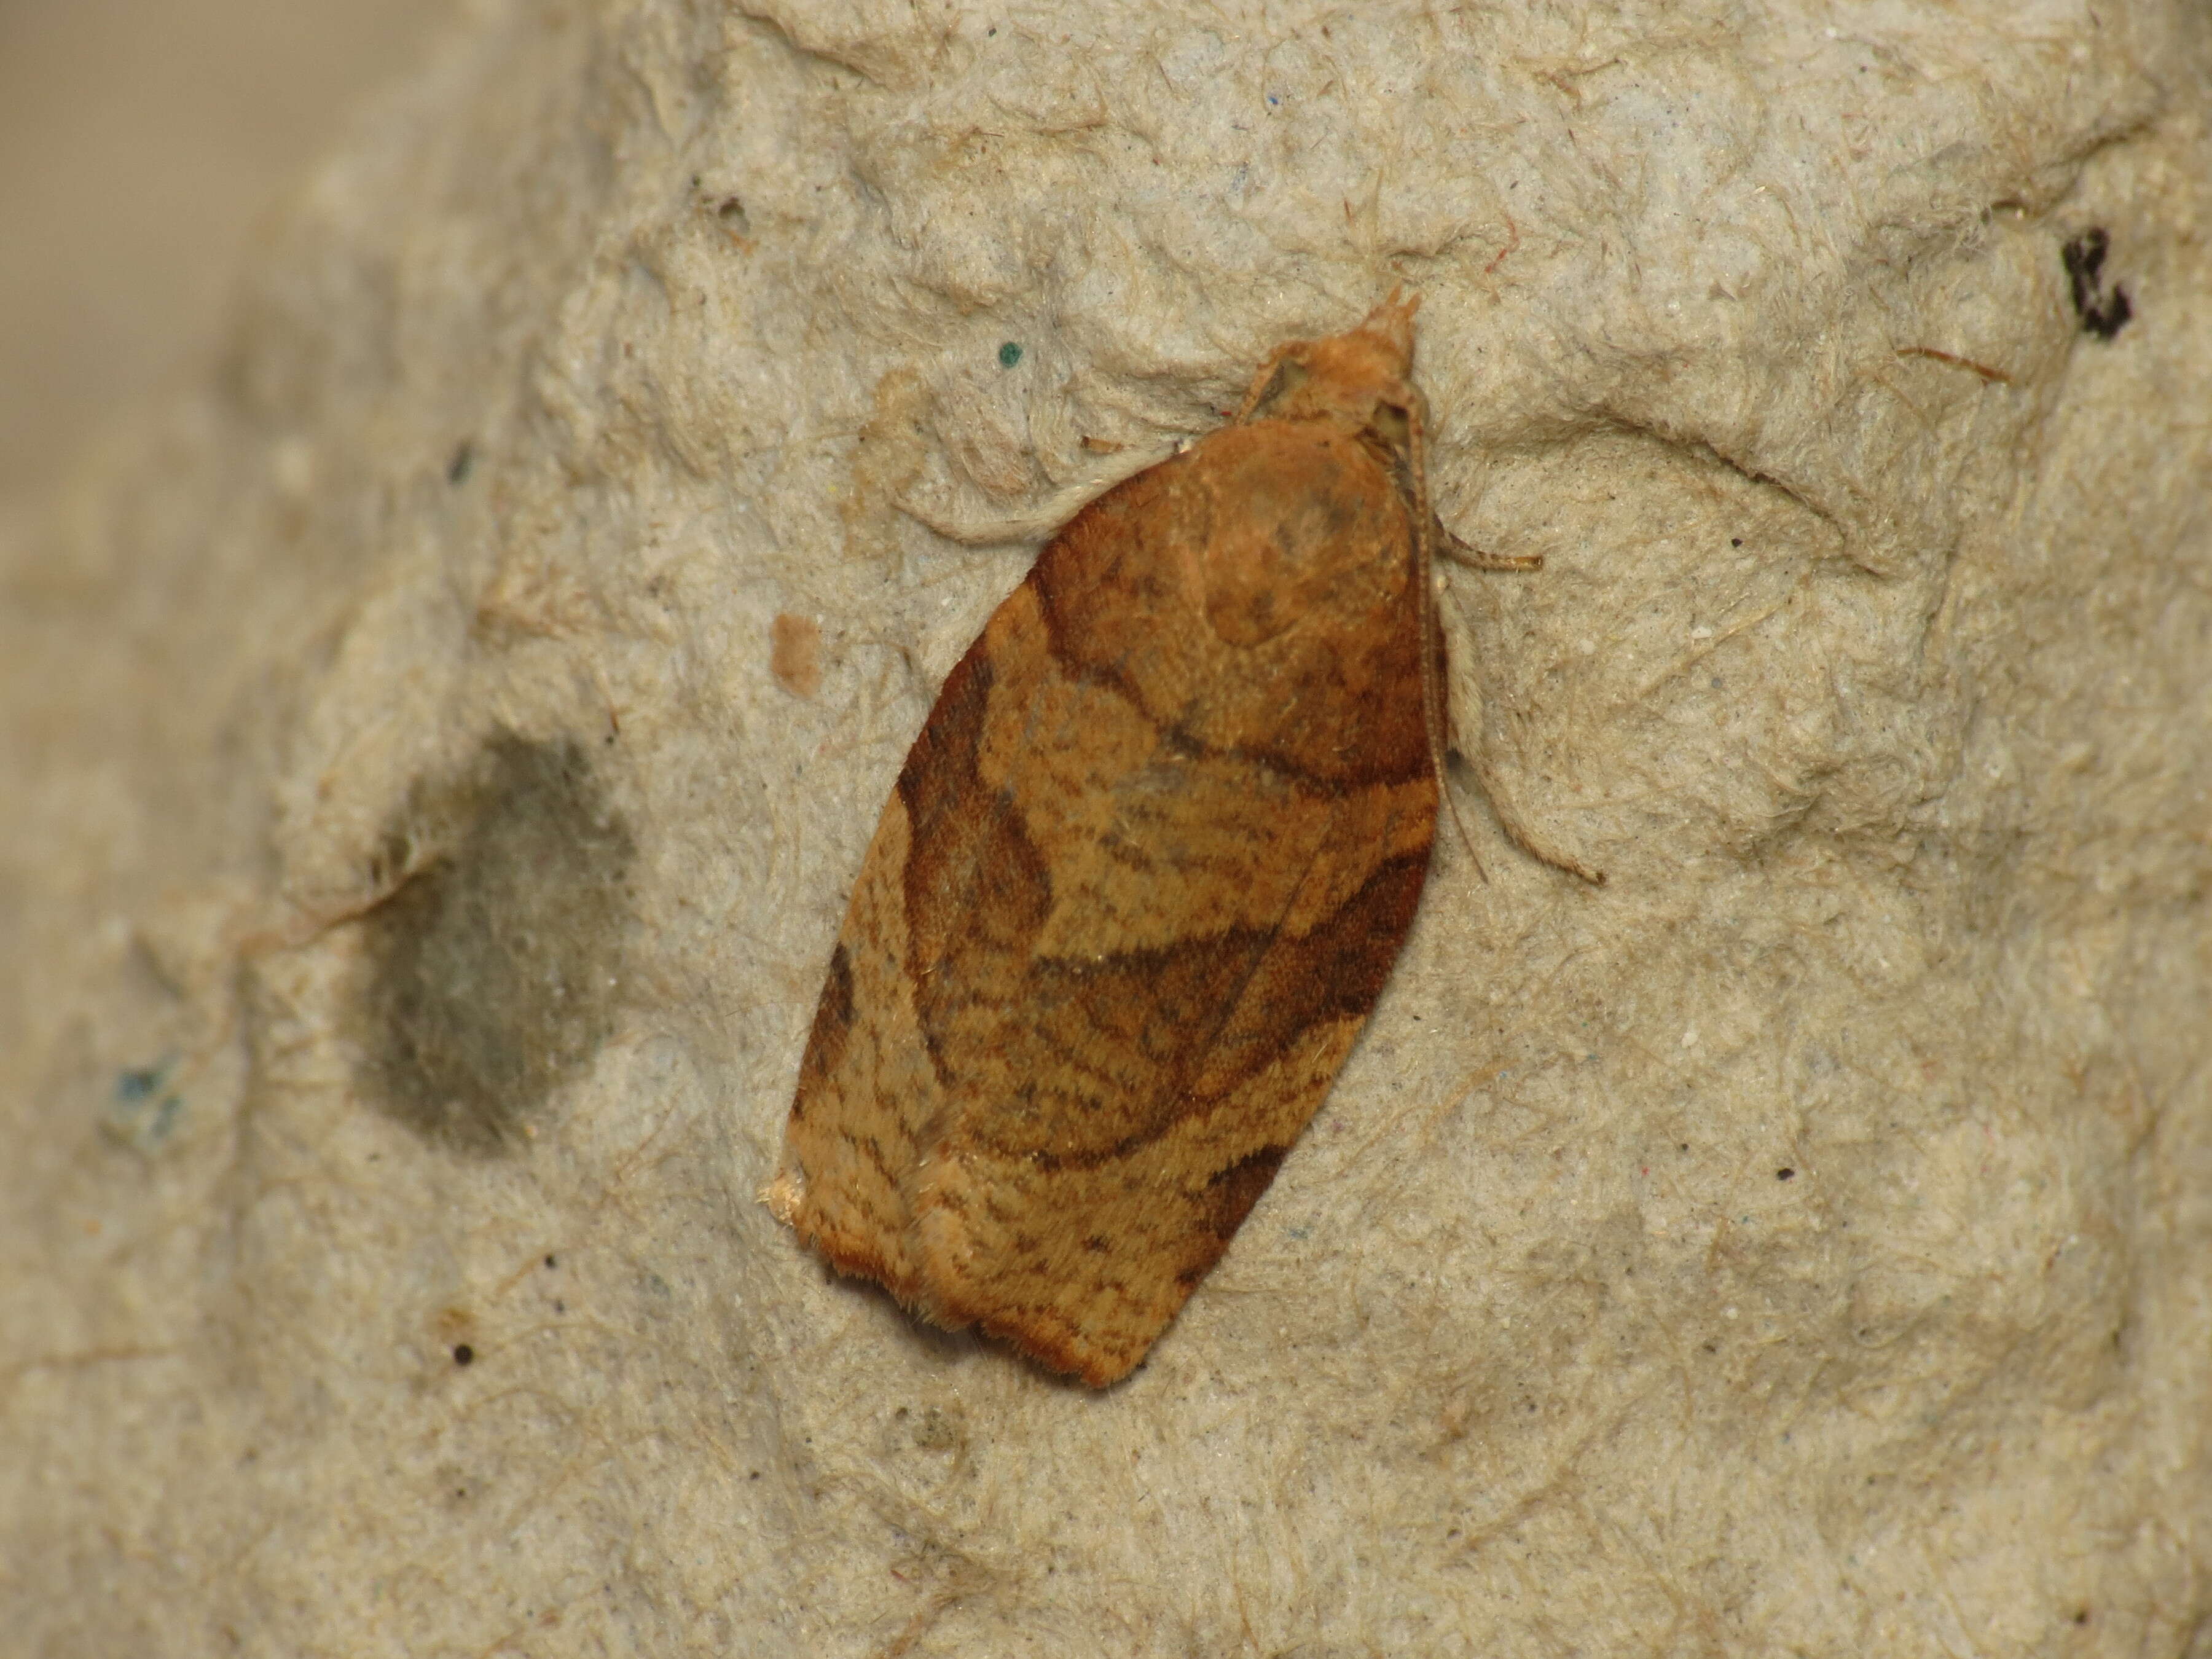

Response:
(1431, 578), (1607, 888)
(1473, 758), (1607, 886)
(1437, 522), (1542, 572)
(1233, 343), (1303, 424)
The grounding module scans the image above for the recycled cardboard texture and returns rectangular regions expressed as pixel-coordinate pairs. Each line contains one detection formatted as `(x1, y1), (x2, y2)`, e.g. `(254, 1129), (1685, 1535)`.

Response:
(3, 2), (2208, 1654)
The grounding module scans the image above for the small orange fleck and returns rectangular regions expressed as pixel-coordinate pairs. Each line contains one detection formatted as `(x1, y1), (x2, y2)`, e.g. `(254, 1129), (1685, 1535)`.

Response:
(771, 613), (823, 699)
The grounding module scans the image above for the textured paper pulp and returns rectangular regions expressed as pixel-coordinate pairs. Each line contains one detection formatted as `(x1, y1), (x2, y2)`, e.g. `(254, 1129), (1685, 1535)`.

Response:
(2, 2), (2208, 1654)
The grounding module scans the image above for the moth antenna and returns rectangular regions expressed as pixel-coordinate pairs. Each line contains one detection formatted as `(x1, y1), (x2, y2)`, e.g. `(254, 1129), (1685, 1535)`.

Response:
(1404, 393), (1489, 881)
(896, 451), (1164, 545)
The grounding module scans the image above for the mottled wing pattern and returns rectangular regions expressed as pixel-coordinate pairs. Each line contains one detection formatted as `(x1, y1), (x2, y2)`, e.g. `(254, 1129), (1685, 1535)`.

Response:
(772, 409), (1438, 1386)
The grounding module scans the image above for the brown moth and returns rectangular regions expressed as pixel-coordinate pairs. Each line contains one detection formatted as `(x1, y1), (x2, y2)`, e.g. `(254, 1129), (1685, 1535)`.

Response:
(767, 292), (1540, 1386)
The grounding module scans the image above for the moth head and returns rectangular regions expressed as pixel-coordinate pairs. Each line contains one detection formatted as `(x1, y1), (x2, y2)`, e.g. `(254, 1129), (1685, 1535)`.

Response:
(1244, 288), (1424, 452)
